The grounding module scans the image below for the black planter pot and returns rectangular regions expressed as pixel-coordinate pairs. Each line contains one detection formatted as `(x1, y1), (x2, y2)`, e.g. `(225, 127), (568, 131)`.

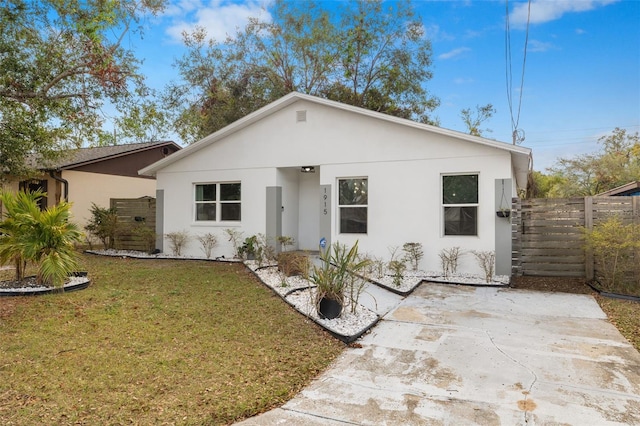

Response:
(318, 297), (343, 320)
(496, 210), (511, 218)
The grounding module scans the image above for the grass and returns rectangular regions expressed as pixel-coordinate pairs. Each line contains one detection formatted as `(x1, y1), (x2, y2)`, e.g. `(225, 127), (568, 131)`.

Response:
(596, 295), (640, 352)
(0, 254), (344, 425)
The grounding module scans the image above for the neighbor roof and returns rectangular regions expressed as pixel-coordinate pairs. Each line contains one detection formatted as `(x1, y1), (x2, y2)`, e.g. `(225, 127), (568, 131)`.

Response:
(139, 92), (532, 188)
(597, 181), (640, 197)
(34, 141), (180, 171)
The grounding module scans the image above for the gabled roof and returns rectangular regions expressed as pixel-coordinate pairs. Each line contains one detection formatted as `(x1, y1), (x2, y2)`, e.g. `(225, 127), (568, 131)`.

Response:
(139, 92), (532, 187)
(597, 181), (640, 197)
(35, 141), (180, 171)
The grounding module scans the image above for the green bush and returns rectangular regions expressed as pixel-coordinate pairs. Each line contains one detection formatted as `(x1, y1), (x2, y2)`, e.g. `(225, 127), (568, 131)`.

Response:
(584, 216), (640, 295)
(85, 203), (118, 249)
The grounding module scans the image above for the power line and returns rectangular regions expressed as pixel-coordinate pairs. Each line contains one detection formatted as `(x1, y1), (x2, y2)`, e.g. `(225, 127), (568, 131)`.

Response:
(505, 0), (531, 145)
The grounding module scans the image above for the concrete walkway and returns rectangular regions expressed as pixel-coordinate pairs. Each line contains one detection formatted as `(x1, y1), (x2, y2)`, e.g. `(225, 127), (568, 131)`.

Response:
(237, 283), (640, 425)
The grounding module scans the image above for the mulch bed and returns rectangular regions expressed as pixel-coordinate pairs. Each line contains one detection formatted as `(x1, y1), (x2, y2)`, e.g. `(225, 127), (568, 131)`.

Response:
(510, 276), (594, 295)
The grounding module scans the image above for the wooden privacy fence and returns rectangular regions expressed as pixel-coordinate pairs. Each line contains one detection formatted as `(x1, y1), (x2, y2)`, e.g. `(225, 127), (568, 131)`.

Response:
(512, 196), (640, 278)
(110, 196), (156, 252)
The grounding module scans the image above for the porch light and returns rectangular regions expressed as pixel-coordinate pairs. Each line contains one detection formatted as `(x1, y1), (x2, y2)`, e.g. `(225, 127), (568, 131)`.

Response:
(301, 166), (315, 173)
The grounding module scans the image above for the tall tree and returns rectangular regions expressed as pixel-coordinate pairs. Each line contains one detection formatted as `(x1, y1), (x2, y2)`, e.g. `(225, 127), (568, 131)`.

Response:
(540, 128), (640, 197)
(460, 104), (496, 137)
(0, 0), (166, 180)
(164, 0), (439, 142)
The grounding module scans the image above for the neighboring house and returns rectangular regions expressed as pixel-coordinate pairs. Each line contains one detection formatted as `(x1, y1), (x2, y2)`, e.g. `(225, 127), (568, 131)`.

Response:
(2, 141), (180, 229)
(597, 181), (640, 197)
(140, 92), (532, 276)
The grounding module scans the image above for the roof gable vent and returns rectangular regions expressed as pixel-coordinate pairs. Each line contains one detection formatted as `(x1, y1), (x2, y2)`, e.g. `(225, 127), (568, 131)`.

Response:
(296, 110), (307, 122)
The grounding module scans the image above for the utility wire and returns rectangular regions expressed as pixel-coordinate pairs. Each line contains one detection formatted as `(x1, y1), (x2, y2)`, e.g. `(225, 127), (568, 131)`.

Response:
(505, 0), (531, 145)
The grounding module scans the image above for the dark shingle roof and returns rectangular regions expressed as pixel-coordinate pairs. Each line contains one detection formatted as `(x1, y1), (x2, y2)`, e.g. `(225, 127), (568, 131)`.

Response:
(34, 141), (180, 170)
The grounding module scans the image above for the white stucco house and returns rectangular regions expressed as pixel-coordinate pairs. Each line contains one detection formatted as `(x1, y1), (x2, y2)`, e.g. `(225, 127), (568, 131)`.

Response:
(140, 92), (532, 276)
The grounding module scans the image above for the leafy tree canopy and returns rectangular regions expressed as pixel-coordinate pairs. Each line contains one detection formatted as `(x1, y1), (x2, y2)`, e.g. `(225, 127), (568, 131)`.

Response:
(532, 128), (640, 197)
(164, 0), (440, 143)
(0, 0), (166, 180)
(460, 104), (496, 137)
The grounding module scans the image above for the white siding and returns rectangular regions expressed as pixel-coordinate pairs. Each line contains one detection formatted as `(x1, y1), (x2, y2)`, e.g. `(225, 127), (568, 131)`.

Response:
(155, 99), (518, 274)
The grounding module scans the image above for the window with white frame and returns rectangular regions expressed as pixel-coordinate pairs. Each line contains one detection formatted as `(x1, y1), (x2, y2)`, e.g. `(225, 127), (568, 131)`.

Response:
(338, 177), (367, 234)
(442, 174), (478, 236)
(195, 182), (241, 222)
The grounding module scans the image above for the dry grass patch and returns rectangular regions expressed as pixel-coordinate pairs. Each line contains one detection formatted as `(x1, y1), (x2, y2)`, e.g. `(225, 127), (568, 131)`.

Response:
(0, 254), (343, 425)
(596, 295), (640, 352)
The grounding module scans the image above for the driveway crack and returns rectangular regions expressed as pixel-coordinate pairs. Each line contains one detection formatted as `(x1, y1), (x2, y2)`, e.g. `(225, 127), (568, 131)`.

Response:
(485, 330), (538, 424)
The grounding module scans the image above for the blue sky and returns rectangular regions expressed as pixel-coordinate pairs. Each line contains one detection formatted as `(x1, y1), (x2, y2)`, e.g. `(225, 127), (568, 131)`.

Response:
(132, 0), (640, 171)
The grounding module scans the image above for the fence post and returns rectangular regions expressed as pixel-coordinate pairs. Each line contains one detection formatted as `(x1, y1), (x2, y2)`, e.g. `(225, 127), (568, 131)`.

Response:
(584, 196), (594, 281)
(511, 197), (522, 277)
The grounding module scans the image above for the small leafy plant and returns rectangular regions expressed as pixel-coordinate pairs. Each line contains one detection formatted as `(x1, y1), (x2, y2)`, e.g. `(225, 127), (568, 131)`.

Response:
(277, 235), (295, 252)
(239, 235), (258, 260)
(388, 246), (407, 287)
(165, 230), (190, 256)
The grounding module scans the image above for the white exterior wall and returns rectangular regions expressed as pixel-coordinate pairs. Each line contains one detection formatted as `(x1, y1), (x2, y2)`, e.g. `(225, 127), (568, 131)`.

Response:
(155, 99), (519, 274)
(61, 171), (157, 229)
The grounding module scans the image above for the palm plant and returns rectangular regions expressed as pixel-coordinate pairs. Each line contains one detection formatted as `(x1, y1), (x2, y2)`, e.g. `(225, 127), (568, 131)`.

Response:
(0, 189), (44, 281)
(0, 190), (83, 287)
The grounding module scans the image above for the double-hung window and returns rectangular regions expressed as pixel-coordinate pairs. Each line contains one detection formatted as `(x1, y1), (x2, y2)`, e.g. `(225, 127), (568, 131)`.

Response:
(338, 177), (368, 234)
(442, 174), (478, 236)
(195, 182), (241, 222)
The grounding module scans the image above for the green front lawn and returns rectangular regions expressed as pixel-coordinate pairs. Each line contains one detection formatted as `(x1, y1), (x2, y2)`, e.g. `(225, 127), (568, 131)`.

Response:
(0, 254), (343, 425)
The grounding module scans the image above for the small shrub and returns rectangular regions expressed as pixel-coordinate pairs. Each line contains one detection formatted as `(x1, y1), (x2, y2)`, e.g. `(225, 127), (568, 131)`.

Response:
(256, 234), (276, 265)
(165, 230), (190, 256)
(583, 216), (640, 294)
(402, 242), (424, 271)
(238, 235), (258, 260)
(277, 235), (295, 252)
(473, 250), (495, 283)
(371, 256), (386, 279)
(85, 203), (118, 250)
(439, 246), (461, 279)
(387, 246), (407, 287)
(196, 233), (218, 259)
(388, 260), (407, 288)
(133, 225), (157, 254)
(224, 228), (244, 258)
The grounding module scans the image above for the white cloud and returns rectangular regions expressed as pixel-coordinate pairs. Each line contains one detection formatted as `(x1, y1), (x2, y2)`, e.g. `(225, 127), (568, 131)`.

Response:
(528, 39), (556, 52)
(424, 24), (455, 42)
(575, 28), (586, 35)
(510, 0), (618, 26)
(453, 77), (474, 85)
(164, 0), (271, 43)
(438, 47), (471, 60)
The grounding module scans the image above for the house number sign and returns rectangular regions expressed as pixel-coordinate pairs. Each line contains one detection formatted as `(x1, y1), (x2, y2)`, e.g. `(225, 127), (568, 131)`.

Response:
(319, 184), (331, 250)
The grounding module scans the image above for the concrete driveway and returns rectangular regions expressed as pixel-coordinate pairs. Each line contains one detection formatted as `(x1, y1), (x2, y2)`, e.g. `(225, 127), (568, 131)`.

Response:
(238, 283), (640, 425)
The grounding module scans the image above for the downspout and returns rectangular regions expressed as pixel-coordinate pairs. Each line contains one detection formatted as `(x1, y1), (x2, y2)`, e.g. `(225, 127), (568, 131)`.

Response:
(49, 170), (69, 202)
